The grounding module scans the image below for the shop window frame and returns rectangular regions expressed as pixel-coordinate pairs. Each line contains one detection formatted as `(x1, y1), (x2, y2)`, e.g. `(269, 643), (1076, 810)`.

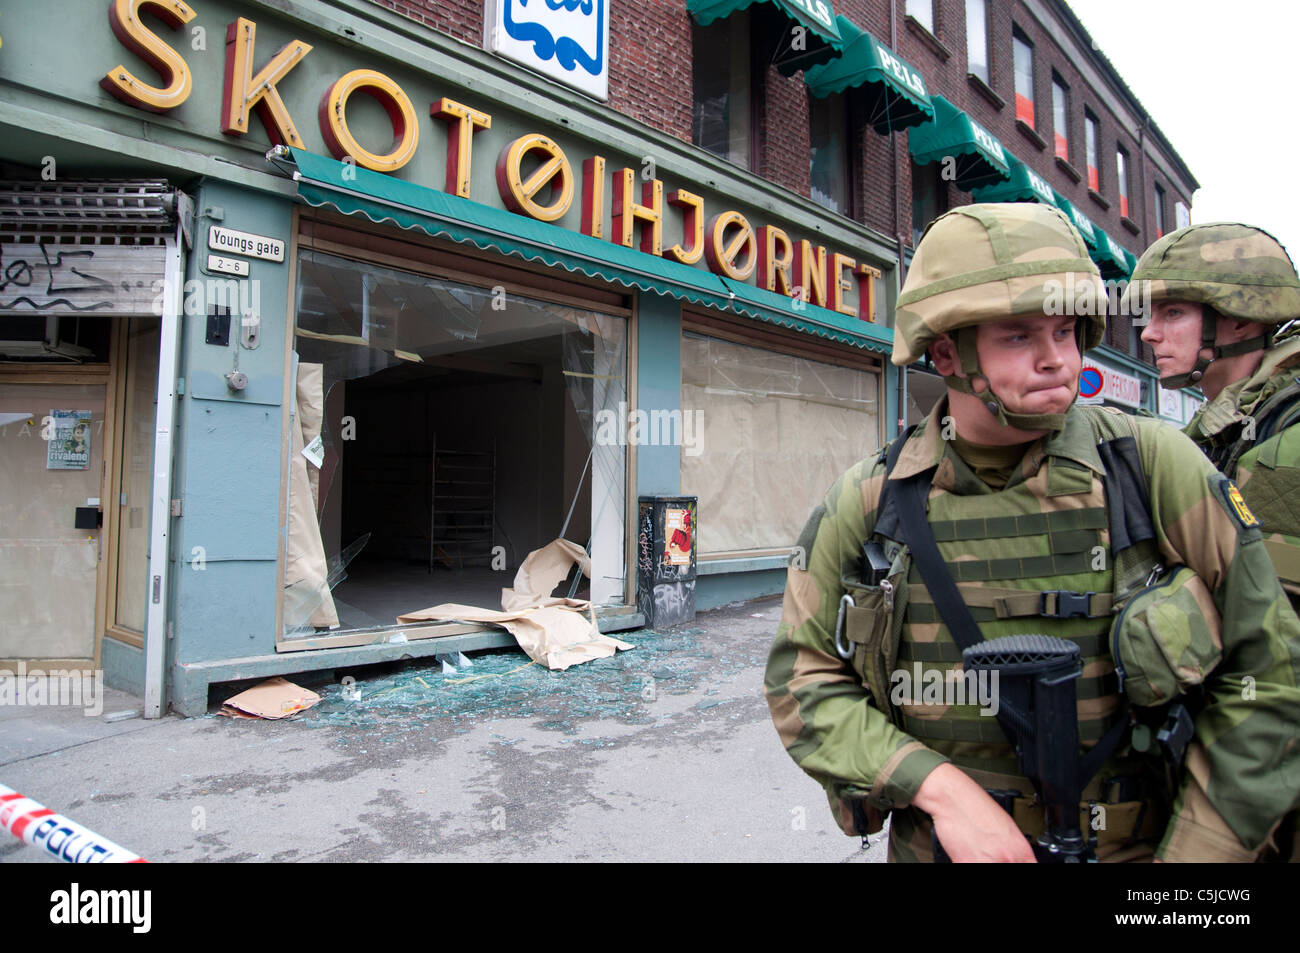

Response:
(679, 308), (885, 561)
(276, 208), (637, 651)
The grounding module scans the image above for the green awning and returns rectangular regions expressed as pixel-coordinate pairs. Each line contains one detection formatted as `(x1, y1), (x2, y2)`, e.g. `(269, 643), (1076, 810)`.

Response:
(268, 147), (892, 354)
(1052, 191), (1100, 251)
(1093, 228), (1133, 279)
(688, 0), (844, 75)
(804, 16), (933, 134)
(719, 278), (894, 350)
(907, 95), (1010, 191)
(971, 151), (1055, 205)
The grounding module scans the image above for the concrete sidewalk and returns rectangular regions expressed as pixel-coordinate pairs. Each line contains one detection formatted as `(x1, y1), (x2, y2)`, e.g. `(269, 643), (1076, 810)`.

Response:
(0, 601), (887, 863)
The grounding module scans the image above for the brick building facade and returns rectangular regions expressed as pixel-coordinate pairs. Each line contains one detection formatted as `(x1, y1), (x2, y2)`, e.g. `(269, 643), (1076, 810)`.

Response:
(369, 0), (1195, 371)
(0, 0), (1198, 711)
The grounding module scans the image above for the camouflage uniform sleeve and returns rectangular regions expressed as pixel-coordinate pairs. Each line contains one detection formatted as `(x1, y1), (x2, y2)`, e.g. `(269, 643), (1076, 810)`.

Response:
(1233, 397), (1300, 601)
(1137, 419), (1300, 860)
(764, 459), (949, 830)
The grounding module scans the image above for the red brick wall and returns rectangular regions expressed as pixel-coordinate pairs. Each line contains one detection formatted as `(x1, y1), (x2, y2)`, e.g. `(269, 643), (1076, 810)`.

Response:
(759, 71), (811, 195)
(366, 0), (1192, 305)
(376, 0), (480, 44)
(894, 0), (1192, 256)
(374, 0), (695, 142)
(607, 0), (694, 142)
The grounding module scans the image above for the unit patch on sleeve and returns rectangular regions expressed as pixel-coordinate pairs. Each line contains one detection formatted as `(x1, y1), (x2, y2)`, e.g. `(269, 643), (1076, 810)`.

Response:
(1214, 475), (1262, 534)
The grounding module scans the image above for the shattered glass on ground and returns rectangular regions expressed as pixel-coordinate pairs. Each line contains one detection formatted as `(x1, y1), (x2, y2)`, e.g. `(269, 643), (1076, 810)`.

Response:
(298, 622), (767, 737)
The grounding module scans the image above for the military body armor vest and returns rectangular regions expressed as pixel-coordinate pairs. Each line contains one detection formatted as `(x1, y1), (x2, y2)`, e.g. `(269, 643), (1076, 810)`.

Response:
(839, 408), (1177, 857)
(1201, 372), (1300, 598)
(891, 461), (1118, 759)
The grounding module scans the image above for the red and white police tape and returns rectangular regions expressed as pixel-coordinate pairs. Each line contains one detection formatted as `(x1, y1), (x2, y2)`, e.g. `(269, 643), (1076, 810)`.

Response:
(0, 783), (145, 863)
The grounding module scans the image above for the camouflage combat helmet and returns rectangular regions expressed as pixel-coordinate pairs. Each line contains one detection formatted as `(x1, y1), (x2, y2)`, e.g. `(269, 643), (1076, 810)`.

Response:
(1120, 223), (1300, 389)
(893, 202), (1106, 433)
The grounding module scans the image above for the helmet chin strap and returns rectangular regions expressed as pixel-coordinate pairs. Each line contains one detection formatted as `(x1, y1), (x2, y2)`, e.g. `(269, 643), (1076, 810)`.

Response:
(1160, 309), (1272, 389)
(941, 328), (1070, 434)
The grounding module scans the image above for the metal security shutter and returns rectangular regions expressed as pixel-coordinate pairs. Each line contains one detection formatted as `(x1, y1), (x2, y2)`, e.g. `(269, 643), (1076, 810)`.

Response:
(0, 180), (176, 245)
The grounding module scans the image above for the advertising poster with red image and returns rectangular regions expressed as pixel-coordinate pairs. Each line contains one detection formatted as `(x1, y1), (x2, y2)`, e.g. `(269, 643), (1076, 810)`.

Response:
(664, 507), (692, 566)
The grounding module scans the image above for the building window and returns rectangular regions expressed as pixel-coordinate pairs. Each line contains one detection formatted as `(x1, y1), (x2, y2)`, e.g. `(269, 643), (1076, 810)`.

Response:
(966, 0), (989, 84)
(1051, 76), (1069, 161)
(810, 93), (851, 217)
(1154, 183), (1167, 238)
(692, 11), (753, 168)
(681, 332), (879, 555)
(911, 160), (949, 246)
(907, 0), (934, 33)
(1085, 112), (1100, 192)
(288, 249), (630, 635)
(1013, 32), (1035, 128)
(1117, 147), (1131, 219)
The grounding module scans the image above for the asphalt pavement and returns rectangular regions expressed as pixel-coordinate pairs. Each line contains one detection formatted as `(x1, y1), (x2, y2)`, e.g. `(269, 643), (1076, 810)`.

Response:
(0, 599), (887, 863)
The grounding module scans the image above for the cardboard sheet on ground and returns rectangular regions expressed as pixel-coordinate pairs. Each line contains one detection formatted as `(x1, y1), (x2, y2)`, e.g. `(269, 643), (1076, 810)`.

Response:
(219, 677), (322, 719)
(397, 539), (633, 670)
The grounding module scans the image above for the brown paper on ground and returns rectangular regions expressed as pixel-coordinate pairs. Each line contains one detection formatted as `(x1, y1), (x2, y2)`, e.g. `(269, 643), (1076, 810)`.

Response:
(398, 538), (633, 670)
(219, 677), (322, 719)
(502, 538), (591, 611)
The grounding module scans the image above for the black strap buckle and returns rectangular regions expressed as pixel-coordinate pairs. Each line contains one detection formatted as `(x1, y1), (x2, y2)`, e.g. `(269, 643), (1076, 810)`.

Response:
(1041, 590), (1096, 619)
(1156, 703), (1196, 767)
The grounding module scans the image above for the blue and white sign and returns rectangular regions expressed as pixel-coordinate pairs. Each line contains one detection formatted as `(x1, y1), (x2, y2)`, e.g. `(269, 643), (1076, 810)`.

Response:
(485, 0), (609, 100)
(1159, 386), (1184, 422)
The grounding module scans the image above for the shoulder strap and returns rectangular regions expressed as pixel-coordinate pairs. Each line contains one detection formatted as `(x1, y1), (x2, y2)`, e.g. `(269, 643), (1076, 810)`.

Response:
(1217, 376), (1300, 475)
(870, 424), (917, 543)
(890, 458), (1033, 739)
(1085, 409), (1160, 601)
(1252, 375), (1300, 443)
(1096, 435), (1156, 555)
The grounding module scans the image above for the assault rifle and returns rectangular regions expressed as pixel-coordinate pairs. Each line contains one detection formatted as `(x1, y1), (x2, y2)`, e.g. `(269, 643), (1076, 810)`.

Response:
(932, 635), (1097, 863)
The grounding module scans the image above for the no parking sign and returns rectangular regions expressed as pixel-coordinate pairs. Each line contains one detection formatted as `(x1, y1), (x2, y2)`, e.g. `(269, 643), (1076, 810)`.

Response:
(1078, 366), (1104, 403)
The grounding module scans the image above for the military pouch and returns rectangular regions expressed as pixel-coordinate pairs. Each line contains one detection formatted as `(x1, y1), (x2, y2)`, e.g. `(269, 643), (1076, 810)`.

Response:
(1110, 565), (1223, 708)
(837, 546), (909, 715)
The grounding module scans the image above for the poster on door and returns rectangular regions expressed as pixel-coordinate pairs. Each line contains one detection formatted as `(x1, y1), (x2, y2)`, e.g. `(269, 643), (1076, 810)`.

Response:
(46, 409), (92, 470)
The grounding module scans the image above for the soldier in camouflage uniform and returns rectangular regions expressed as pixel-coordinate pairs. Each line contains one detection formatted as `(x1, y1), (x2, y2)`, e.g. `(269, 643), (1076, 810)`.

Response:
(1130, 222), (1300, 859)
(1132, 224), (1300, 607)
(764, 203), (1300, 862)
